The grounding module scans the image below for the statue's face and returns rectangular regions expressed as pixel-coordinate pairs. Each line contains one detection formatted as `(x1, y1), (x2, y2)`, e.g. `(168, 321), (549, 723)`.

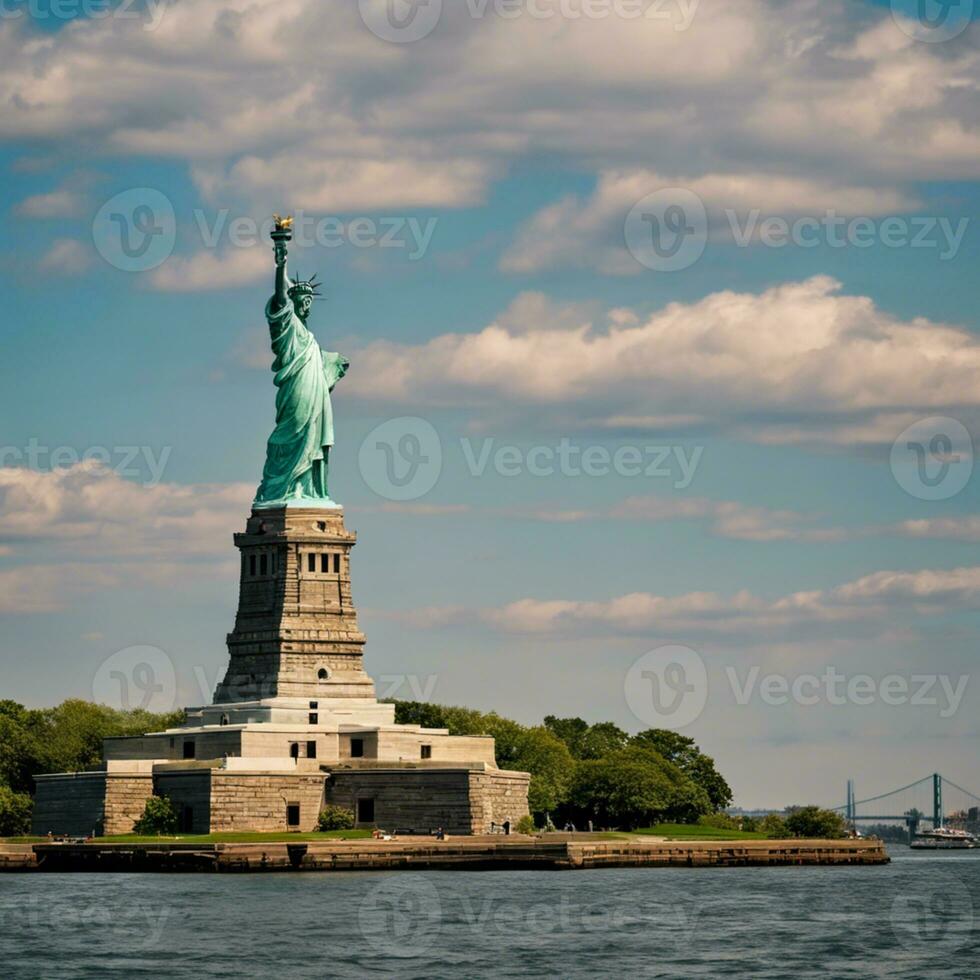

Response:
(296, 294), (313, 320)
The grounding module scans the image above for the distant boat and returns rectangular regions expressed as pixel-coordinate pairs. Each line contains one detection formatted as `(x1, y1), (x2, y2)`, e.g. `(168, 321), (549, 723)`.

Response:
(910, 827), (978, 850)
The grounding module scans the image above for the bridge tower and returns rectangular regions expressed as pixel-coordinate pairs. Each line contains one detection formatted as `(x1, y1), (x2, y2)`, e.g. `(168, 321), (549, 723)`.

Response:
(846, 779), (855, 824)
(933, 772), (943, 828)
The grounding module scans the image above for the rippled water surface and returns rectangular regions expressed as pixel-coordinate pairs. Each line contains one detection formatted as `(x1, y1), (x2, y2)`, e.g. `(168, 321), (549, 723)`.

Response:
(2, 849), (978, 978)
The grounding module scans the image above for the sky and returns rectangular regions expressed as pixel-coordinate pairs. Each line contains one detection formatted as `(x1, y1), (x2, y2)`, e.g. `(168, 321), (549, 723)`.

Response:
(1, 0), (979, 809)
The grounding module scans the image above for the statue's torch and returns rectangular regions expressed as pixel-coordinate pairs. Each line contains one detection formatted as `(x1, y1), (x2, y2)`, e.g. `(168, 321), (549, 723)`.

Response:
(271, 213), (293, 265)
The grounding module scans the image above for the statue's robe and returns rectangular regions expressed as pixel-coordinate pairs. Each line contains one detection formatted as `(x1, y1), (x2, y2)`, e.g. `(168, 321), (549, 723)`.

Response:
(254, 295), (348, 504)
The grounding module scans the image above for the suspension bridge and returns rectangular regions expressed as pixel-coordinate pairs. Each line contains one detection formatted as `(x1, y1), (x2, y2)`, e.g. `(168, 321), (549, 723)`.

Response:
(832, 773), (980, 832)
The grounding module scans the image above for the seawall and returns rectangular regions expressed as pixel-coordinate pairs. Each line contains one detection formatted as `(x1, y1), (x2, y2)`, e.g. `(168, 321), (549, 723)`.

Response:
(4, 836), (889, 873)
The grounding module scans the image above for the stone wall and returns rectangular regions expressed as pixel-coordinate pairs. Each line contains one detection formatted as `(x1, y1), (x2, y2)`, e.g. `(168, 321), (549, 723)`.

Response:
(32, 772), (108, 836)
(103, 773), (155, 835)
(154, 770), (213, 834)
(326, 768), (468, 833)
(209, 772), (326, 833)
(468, 769), (531, 833)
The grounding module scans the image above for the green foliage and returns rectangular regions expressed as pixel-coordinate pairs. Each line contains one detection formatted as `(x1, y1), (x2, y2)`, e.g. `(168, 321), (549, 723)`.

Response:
(740, 815), (759, 832)
(544, 716), (628, 759)
(697, 811), (740, 830)
(568, 745), (711, 829)
(394, 702), (733, 829)
(133, 795), (179, 836)
(0, 784), (33, 836)
(630, 730), (733, 811)
(511, 727), (575, 814)
(784, 806), (847, 839)
(759, 813), (788, 837)
(316, 805), (355, 831)
(0, 699), (184, 796)
(515, 814), (537, 835)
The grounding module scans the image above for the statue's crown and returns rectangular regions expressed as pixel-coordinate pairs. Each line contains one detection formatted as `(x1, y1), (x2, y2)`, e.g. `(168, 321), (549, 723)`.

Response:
(288, 273), (323, 300)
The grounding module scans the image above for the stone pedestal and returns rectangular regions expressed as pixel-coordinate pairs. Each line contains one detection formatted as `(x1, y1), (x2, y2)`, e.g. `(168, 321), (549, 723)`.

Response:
(214, 506), (375, 703)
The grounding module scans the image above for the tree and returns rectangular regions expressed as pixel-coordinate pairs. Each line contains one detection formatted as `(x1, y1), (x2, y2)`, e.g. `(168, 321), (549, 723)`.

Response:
(784, 806), (847, 839)
(0, 702), (50, 794)
(630, 730), (732, 811)
(392, 701), (737, 826)
(510, 727), (575, 815)
(0, 699), (185, 796)
(133, 795), (179, 836)
(0, 784), (33, 837)
(544, 716), (628, 759)
(543, 716), (589, 756)
(568, 745), (710, 829)
(759, 813), (787, 837)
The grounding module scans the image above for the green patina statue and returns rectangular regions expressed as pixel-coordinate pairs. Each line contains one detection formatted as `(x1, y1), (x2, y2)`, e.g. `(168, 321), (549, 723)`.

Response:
(253, 215), (349, 509)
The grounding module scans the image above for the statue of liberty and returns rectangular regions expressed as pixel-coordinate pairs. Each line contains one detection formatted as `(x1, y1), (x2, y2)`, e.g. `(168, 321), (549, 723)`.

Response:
(254, 216), (349, 508)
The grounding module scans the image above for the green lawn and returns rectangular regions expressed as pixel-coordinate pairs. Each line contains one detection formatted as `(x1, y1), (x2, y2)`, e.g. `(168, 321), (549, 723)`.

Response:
(626, 823), (770, 841)
(100, 830), (373, 843)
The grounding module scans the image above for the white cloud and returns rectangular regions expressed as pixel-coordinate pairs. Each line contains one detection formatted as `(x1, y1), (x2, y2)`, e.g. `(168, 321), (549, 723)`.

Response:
(0, 463), (251, 613)
(148, 245), (267, 291)
(0, 2), (976, 212)
(893, 517), (980, 543)
(16, 188), (87, 219)
(394, 565), (980, 639)
(39, 238), (93, 274)
(609, 497), (845, 542)
(0, 462), (252, 558)
(343, 277), (980, 444)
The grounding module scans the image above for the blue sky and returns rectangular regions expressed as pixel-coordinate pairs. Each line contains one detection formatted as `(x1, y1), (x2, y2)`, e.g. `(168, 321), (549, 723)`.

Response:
(1, 0), (979, 807)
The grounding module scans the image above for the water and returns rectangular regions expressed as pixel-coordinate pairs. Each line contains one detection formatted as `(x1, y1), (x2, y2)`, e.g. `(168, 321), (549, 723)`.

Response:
(1, 848), (978, 978)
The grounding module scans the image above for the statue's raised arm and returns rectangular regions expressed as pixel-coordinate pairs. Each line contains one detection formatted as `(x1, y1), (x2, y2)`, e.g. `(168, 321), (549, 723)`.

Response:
(271, 214), (293, 312)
